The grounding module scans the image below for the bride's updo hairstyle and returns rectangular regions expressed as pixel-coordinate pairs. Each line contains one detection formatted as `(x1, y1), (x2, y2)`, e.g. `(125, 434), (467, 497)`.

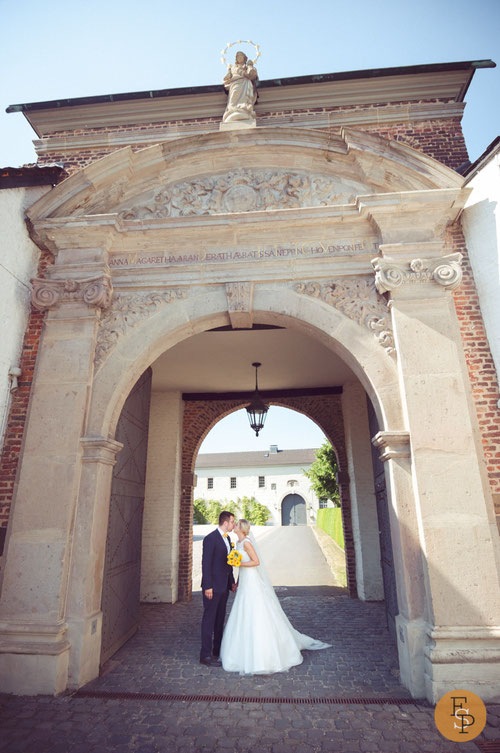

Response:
(238, 519), (251, 536)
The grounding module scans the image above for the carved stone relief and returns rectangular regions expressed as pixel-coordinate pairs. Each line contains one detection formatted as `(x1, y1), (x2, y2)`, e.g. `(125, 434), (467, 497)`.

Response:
(294, 277), (395, 356)
(94, 289), (188, 370)
(372, 253), (463, 293)
(119, 169), (370, 219)
(31, 275), (113, 311)
(226, 281), (254, 328)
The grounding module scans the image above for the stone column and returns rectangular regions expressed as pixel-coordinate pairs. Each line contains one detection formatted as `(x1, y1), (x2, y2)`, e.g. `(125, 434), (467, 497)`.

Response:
(342, 381), (384, 601)
(141, 391), (183, 603)
(0, 269), (112, 695)
(373, 244), (500, 702)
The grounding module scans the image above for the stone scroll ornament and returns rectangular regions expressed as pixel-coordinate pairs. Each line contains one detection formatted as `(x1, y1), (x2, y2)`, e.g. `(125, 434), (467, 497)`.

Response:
(372, 253), (463, 293)
(221, 40), (261, 125)
(94, 289), (188, 370)
(294, 277), (395, 357)
(31, 275), (113, 311)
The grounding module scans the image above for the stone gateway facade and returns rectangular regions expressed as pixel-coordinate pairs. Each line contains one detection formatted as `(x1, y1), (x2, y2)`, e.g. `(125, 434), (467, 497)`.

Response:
(0, 60), (499, 703)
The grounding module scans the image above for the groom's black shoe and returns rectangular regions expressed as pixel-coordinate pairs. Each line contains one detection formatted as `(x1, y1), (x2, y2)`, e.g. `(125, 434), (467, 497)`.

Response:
(200, 656), (222, 667)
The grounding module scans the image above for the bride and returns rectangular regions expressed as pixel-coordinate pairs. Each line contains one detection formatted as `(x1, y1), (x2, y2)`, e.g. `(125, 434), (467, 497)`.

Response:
(220, 519), (331, 674)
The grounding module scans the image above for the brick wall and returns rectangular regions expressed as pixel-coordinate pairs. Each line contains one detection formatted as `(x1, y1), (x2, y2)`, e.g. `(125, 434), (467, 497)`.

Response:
(449, 222), (500, 518)
(0, 249), (52, 541)
(179, 396), (356, 602)
(35, 100), (468, 173)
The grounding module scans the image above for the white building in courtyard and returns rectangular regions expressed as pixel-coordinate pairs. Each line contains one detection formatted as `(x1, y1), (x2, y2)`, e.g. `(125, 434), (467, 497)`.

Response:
(194, 445), (325, 525)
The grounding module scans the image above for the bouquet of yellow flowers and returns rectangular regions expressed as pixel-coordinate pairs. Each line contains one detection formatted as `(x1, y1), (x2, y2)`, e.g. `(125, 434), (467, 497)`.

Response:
(227, 549), (243, 567)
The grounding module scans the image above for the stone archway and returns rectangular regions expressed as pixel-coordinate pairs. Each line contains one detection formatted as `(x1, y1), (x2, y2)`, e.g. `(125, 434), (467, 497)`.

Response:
(0, 126), (498, 704)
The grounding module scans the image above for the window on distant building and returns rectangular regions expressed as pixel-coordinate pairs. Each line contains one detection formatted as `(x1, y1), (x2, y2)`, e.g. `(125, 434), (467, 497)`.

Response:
(230, 477), (237, 489)
(319, 498), (328, 508)
(207, 478), (213, 489)
(271, 483), (276, 490)
(258, 476), (265, 488)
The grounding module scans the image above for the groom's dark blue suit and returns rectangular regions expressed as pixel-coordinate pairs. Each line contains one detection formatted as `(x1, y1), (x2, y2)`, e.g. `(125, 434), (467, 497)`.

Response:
(200, 528), (235, 661)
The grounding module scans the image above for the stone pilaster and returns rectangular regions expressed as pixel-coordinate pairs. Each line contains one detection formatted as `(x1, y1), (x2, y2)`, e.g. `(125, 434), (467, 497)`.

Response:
(372, 243), (500, 702)
(372, 430), (428, 698)
(141, 391), (183, 603)
(64, 437), (123, 688)
(0, 258), (112, 695)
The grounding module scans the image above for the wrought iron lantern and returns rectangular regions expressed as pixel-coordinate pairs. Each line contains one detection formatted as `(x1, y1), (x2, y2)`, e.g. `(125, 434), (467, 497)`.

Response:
(246, 362), (268, 437)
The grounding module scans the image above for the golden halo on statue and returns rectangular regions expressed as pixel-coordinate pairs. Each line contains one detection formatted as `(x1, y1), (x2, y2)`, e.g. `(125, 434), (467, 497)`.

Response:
(220, 40), (261, 66)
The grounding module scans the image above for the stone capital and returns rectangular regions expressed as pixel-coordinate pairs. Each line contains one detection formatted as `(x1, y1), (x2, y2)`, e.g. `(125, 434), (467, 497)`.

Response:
(372, 430), (411, 462)
(31, 274), (113, 312)
(80, 437), (124, 465)
(371, 253), (463, 295)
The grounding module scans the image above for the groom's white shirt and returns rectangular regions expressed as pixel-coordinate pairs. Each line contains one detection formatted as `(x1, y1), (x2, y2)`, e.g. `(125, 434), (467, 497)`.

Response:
(217, 527), (230, 553)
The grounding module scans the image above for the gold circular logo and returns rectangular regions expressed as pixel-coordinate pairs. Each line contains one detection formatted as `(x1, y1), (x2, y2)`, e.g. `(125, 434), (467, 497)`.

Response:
(434, 689), (487, 742)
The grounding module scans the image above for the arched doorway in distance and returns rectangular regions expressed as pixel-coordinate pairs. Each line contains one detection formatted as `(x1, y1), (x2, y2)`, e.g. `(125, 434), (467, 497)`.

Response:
(281, 493), (307, 525)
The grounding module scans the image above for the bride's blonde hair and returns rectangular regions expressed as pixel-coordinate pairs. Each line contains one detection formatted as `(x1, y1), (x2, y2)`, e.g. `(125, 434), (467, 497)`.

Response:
(238, 519), (251, 535)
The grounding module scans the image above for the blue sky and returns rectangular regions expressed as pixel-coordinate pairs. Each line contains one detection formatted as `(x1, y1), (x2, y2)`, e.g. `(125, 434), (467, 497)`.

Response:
(1, 0), (498, 452)
(199, 408), (327, 453)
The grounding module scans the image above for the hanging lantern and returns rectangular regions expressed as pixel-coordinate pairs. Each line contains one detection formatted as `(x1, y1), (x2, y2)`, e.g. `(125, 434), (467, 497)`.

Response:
(245, 362), (268, 437)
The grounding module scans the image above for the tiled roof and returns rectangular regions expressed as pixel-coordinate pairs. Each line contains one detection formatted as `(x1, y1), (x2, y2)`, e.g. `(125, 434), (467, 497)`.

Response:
(195, 448), (317, 469)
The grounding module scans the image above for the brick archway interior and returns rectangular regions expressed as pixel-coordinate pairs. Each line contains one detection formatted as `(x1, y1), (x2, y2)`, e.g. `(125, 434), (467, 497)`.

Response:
(179, 394), (356, 601)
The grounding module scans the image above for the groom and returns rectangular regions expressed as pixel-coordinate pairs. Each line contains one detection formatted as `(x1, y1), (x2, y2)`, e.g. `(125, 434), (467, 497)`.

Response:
(200, 510), (237, 666)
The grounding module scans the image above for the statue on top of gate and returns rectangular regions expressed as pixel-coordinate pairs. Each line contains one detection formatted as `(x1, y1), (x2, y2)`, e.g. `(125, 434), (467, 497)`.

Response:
(220, 40), (260, 128)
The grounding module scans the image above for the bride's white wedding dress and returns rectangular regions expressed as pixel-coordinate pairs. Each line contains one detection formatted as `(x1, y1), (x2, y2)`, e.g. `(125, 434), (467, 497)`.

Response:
(220, 536), (331, 674)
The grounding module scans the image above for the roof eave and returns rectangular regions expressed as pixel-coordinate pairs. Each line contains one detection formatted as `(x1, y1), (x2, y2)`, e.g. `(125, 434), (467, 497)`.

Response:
(7, 59), (495, 116)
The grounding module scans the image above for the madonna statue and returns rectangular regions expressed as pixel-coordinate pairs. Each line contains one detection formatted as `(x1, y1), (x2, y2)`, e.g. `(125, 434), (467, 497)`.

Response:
(222, 51), (258, 124)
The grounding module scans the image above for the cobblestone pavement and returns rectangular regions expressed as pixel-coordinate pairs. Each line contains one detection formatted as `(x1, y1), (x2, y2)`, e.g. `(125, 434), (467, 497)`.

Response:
(1, 588), (499, 752)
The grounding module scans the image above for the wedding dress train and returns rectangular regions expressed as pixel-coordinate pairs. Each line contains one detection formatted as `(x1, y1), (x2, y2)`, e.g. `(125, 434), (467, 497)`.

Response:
(220, 536), (331, 675)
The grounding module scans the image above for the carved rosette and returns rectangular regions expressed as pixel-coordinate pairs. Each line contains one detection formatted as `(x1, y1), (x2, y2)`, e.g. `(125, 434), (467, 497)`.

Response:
(294, 277), (395, 357)
(94, 288), (188, 370)
(372, 253), (463, 294)
(31, 275), (113, 311)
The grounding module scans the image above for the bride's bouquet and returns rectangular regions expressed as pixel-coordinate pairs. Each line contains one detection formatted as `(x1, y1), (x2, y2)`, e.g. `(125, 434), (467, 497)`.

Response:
(227, 549), (243, 567)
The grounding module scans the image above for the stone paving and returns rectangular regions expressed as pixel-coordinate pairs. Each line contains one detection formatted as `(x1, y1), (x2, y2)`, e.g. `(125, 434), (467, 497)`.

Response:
(1, 587), (498, 752)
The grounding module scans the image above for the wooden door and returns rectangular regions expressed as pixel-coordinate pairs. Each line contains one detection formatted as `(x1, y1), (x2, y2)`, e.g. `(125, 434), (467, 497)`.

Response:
(281, 493), (307, 525)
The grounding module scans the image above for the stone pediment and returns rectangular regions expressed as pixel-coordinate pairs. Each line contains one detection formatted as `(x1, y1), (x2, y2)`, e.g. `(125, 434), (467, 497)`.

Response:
(118, 168), (372, 219)
(26, 127), (464, 223)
